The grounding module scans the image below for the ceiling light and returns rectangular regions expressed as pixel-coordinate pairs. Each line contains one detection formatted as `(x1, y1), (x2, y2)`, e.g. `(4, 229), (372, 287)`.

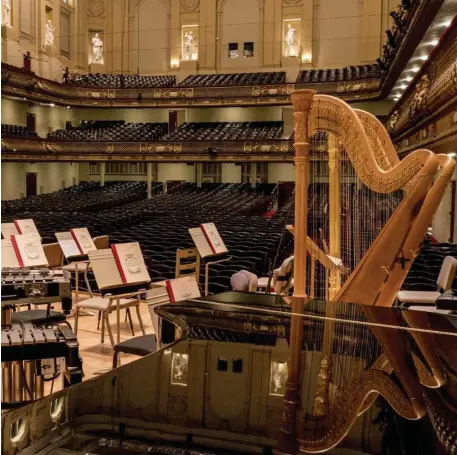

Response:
(448, 152), (456, 158)
(49, 103), (55, 107)
(419, 55), (428, 61)
(394, 96), (400, 101)
(67, 106), (71, 109)
(429, 39), (439, 46)
(404, 76), (413, 82)
(441, 19), (452, 27)
(410, 66), (420, 73)
(399, 84), (407, 89)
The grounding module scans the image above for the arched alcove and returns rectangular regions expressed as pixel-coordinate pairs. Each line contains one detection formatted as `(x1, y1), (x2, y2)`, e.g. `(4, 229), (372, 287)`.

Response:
(132, 0), (170, 73)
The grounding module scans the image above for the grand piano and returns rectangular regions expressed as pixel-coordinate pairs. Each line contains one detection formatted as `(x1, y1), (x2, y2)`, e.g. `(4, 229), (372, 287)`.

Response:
(2, 291), (457, 455)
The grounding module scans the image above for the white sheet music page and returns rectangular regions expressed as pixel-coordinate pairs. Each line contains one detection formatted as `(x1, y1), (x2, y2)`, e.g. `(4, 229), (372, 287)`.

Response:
(200, 223), (228, 255)
(70, 227), (96, 254)
(2, 238), (20, 268)
(189, 227), (214, 258)
(111, 242), (150, 284)
(14, 219), (41, 238)
(1, 223), (20, 239)
(10, 234), (48, 267)
(56, 232), (82, 258)
(165, 276), (201, 303)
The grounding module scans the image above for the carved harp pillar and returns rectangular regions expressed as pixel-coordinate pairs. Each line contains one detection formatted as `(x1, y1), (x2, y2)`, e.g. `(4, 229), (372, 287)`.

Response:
(279, 89), (316, 454)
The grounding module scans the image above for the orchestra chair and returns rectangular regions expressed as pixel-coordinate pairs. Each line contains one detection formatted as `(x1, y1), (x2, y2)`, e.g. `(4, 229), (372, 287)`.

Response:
(231, 270), (258, 292)
(93, 235), (109, 249)
(11, 309), (69, 327)
(112, 287), (171, 368)
(175, 247), (200, 280)
(397, 256), (457, 306)
(43, 243), (64, 269)
(74, 290), (146, 348)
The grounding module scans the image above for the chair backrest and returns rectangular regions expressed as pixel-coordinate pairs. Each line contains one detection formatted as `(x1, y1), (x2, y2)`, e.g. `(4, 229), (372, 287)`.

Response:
(93, 235), (109, 250)
(175, 247), (200, 281)
(145, 286), (172, 345)
(437, 256), (457, 291)
(43, 243), (64, 268)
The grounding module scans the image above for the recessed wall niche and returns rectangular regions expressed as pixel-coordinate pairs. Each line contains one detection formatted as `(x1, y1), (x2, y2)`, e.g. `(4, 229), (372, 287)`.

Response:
(269, 361), (287, 396)
(282, 18), (301, 58)
(171, 353), (188, 386)
(88, 30), (104, 66)
(181, 25), (198, 61)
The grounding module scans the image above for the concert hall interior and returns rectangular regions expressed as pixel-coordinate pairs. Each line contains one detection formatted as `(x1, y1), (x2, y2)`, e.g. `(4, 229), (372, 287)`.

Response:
(1, 0), (457, 454)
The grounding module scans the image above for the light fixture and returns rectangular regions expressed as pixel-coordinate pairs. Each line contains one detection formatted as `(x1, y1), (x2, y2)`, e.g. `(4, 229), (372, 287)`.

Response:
(429, 39), (439, 46)
(404, 76), (413, 82)
(410, 66), (420, 73)
(49, 103), (55, 107)
(399, 84), (407, 90)
(170, 59), (179, 69)
(448, 152), (456, 158)
(419, 55), (428, 61)
(394, 96), (400, 101)
(67, 106), (71, 109)
(302, 53), (312, 63)
(441, 19), (452, 27)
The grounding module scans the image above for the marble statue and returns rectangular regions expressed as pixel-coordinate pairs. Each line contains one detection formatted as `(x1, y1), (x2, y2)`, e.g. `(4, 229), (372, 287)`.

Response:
(285, 23), (297, 57)
(183, 30), (196, 60)
(2, 0), (11, 27)
(91, 33), (104, 64)
(44, 20), (55, 47)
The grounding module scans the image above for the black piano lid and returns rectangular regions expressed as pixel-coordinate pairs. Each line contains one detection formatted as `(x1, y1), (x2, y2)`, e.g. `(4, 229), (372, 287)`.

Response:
(3, 291), (457, 455)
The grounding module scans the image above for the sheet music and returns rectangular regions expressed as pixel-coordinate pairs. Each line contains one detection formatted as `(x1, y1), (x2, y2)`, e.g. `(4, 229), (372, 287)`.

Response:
(111, 243), (150, 284)
(2, 238), (20, 268)
(165, 276), (201, 303)
(13, 219), (41, 238)
(189, 227), (214, 258)
(70, 227), (96, 254)
(200, 223), (228, 255)
(88, 249), (124, 289)
(56, 232), (82, 258)
(1, 223), (20, 239)
(10, 234), (48, 267)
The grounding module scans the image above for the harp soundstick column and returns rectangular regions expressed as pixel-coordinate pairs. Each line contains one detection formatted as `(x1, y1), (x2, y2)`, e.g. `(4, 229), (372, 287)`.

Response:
(313, 133), (341, 416)
(279, 89), (315, 454)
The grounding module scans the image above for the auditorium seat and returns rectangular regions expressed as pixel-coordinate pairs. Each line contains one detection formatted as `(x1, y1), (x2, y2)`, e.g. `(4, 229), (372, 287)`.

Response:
(179, 72), (286, 87)
(2, 124), (39, 138)
(68, 74), (176, 88)
(162, 122), (284, 141)
(296, 64), (380, 84)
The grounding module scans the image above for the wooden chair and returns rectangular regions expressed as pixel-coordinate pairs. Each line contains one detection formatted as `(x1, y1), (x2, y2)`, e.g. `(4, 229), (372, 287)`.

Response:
(93, 235), (109, 249)
(175, 247), (200, 281)
(43, 243), (64, 269)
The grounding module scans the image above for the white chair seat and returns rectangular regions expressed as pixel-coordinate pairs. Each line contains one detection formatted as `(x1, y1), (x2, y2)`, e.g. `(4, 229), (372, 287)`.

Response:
(63, 261), (91, 272)
(397, 290), (441, 304)
(76, 296), (137, 311)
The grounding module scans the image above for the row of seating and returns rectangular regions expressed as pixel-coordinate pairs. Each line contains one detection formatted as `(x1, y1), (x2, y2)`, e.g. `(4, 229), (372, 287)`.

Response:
(68, 74), (176, 88)
(296, 64), (380, 84)
(1, 124), (39, 138)
(1, 181), (147, 214)
(161, 122), (284, 141)
(48, 121), (168, 142)
(179, 72), (286, 87)
(2, 183), (285, 294)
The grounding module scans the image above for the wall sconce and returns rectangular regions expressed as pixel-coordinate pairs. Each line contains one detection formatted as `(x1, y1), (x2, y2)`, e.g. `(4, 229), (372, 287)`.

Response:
(171, 60), (179, 69)
(302, 53), (312, 63)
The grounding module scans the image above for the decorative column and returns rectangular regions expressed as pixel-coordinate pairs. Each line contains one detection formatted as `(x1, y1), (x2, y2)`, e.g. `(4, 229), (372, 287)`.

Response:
(312, 133), (341, 417)
(147, 162), (153, 198)
(250, 163), (257, 189)
(278, 89), (315, 454)
(100, 162), (106, 187)
(195, 163), (202, 187)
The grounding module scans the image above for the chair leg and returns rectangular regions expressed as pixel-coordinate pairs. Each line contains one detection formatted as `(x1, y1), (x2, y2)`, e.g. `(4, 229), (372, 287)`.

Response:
(136, 304), (146, 336)
(126, 308), (135, 336)
(104, 313), (115, 347)
(97, 311), (102, 330)
(74, 308), (79, 335)
(101, 311), (106, 343)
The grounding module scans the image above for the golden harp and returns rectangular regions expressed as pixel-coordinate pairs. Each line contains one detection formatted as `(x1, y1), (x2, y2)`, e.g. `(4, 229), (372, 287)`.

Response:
(279, 90), (456, 453)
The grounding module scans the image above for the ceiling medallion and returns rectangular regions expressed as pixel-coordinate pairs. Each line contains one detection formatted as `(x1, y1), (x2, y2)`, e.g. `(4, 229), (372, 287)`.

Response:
(88, 0), (105, 16)
(181, 0), (199, 12)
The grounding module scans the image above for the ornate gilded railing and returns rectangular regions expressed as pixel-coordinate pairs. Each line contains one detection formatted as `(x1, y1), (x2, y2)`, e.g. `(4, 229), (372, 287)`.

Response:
(1, 63), (381, 108)
(0, 136), (294, 162)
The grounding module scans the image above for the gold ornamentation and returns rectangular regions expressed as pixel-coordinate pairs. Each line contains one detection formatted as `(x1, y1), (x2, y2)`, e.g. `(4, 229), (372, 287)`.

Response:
(181, 0), (199, 12)
(88, 0), (104, 16)
(312, 355), (332, 416)
(409, 74), (430, 118)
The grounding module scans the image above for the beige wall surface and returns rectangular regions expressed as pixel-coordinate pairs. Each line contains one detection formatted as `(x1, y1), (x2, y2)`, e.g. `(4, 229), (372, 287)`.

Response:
(1, 0), (389, 79)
